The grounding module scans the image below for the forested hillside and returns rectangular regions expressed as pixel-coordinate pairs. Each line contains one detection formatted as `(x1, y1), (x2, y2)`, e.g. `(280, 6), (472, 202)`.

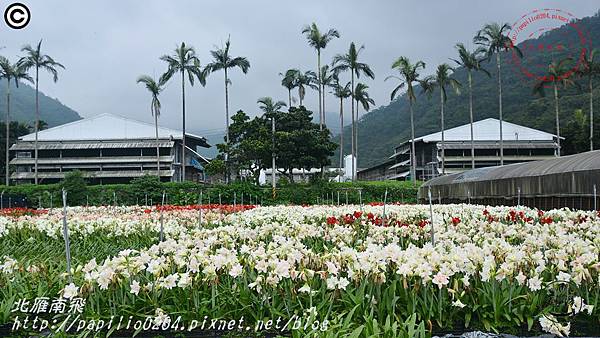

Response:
(0, 82), (81, 127)
(335, 12), (600, 168)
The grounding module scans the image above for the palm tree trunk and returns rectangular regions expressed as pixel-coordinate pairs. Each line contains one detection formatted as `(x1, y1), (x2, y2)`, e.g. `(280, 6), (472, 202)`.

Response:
(350, 72), (355, 181)
(554, 82), (561, 156)
(181, 70), (186, 182)
(5, 80), (10, 186)
(496, 52), (504, 166)
(339, 97), (343, 182)
(440, 88), (445, 176)
(355, 99), (359, 179)
(317, 49), (322, 130)
(288, 89), (292, 108)
(322, 84), (326, 127)
(468, 71), (475, 169)
(154, 111), (160, 177)
(590, 77), (594, 151)
(271, 115), (276, 192)
(34, 67), (39, 185)
(409, 102), (416, 186)
(224, 68), (230, 183)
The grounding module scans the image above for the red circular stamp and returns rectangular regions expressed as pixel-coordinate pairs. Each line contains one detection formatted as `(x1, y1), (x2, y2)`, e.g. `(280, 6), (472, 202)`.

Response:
(509, 8), (591, 87)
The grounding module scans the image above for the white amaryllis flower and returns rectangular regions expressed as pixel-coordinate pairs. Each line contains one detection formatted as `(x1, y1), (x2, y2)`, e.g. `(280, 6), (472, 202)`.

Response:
(452, 299), (466, 308)
(153, 308), (171, 326)
(130, 280), (140, 295)
(571, 296), (594, 315)
(527, 275), (543, 291)
(432, 271), (449, 289)
(229, 264), (243, 278)
(539, 314), (570, 337)
(298, 284), (311, 293)
(62, 283), (79, 299)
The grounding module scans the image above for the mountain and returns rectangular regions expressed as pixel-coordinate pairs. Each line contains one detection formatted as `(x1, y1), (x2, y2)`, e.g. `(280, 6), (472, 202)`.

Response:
(0, 82), (81, 127)
(336, 11), (600, 168)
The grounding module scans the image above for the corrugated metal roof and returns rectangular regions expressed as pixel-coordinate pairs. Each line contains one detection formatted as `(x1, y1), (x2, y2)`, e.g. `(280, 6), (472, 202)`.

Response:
(10, 156), (174, 165)
(10, 141), (175, 150)
(11, 169), (175, 179)
(18, 113), (207, 143)
(423, 150), (600, 187)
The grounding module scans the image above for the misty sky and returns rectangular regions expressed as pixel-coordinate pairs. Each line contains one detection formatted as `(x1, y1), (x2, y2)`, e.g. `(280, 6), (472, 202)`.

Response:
(1, 0), (598, 140)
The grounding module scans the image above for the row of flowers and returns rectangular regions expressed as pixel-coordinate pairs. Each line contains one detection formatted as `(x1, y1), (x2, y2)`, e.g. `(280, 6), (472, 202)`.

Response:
(1, 204), (599, 335)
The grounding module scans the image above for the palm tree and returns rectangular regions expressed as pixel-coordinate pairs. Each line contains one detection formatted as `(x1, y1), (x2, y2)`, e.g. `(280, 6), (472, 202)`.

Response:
(0, 57), (33, 186)
(136, 75), (164, 175)
(386, 57), (426, 185)
(20, 40), (64, 185)
(160, 42), (207, 182)
(576, 49), (600, 151)
(420, 64), (461, 175)
(332, 43), (375, 181)
(302, 23), (340, 130)
(451, 43), (490, 168)
(353, 82), (375, 174)
(257, 97), (286, 191)
(319, 65), (336, 128)
(280, 69), (298, 106)
(295, 70), (318, 106)
(474, 22), (522, 166)
(332, 79), (351, 181)
(533, 58), (576, 157)
(207, 37), (250, 180)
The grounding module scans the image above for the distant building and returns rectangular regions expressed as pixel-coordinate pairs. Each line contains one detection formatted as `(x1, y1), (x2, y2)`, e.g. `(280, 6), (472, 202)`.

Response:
(10, 113), (210, 184)
(358, 118), (559, 181)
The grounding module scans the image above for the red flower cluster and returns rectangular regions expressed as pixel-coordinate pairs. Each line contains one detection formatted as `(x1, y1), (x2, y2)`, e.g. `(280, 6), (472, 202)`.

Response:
(151, 204), (256, 214)
(0, 207), (48, 217)
(451, 217), (461, 226)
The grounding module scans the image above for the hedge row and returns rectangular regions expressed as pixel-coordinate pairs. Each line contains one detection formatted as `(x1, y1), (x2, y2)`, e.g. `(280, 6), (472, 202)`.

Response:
(0, 176), (420, 207)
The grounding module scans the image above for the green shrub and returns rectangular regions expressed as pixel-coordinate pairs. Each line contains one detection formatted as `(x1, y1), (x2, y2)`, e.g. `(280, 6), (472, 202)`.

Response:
(0, 180), (420, 207)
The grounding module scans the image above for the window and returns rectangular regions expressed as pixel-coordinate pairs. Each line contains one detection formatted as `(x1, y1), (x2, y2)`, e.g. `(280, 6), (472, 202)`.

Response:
(16, 151), (31, 158)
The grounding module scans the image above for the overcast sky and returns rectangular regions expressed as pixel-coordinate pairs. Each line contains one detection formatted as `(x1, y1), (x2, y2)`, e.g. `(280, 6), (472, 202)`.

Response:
(1, 0), (598, 139)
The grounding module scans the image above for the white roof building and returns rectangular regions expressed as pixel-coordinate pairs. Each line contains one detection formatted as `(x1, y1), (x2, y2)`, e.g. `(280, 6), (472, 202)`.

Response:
(10, 113), (210, 184)
(358, 118), (560, 181)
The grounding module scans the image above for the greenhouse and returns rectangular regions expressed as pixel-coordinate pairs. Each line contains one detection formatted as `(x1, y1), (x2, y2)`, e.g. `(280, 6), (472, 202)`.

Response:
(418, 150), (600, 210)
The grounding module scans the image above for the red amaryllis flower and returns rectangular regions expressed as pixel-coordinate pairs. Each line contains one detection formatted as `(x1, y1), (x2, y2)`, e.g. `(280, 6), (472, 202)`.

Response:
(451, 217), (460, 226)
(326, 216), (338, 225)
(353, 211), (363, 219)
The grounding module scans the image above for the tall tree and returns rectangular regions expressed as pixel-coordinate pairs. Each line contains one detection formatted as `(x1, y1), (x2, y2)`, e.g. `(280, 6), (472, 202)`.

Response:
(332, 43), (375, 181)
(207, 36), (250, 183)
(160, 42), (207, 182)
(0, 57), (33, 185)
(136, 75), (164, 175)
(280, 69), (298, 107)
(302, 23), (340, 130)
(576, 48), (600, 151)
(257, 97), (286, 191)
(386, 56), (426, 185)
(533, 58), (576, 157)
(474, 22), (522, 166)
(332, 79), (351, 181)
(319, 65), (336, 127)
(353, 82), (375, 176)
(295, 70), (318, 106)
(421, 64), (461, 175)
(20, 40), (64, 185)
(451, 43), (490, 168)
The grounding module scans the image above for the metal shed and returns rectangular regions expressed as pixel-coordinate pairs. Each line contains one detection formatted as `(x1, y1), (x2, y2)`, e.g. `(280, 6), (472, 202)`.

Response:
(418, 150), (600, 210)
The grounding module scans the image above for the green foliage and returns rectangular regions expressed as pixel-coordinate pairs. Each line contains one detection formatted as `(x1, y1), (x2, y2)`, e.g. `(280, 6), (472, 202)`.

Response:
(218, 107), (337, 183)
(59, 170), (88, 205)
(0, 180), (419, 207)
(336, 13), (600, 167)
(205, 158), (226, 177)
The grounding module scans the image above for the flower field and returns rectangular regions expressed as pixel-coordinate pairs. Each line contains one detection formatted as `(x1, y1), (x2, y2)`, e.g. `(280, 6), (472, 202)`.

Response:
(0, 203), (599, 337)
